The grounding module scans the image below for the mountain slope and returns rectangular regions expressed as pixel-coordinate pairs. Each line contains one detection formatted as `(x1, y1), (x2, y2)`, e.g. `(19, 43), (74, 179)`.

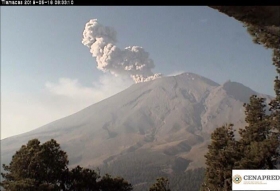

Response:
(1, 72), (272, 190)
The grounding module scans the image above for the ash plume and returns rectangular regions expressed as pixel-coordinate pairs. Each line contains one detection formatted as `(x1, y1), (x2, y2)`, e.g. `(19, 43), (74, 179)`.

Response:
(82, 19), (162, 83)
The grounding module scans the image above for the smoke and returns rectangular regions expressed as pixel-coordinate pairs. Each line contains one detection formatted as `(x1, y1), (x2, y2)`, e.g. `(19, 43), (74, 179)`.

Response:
(82, 19), (162, 83)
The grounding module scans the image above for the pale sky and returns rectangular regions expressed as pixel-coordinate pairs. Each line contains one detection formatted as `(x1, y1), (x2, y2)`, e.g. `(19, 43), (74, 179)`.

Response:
(1, 6), (276, 139)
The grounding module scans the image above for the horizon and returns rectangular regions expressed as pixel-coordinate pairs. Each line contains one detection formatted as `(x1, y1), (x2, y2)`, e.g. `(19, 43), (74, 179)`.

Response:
(1, 6), (276, 139)
(1, 71), (273, 141)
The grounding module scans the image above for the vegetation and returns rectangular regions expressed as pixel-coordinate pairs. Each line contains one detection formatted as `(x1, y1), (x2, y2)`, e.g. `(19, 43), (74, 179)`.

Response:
(1, 139), (68, 190)
(0, 138), (204, 191)
(201, 6), (280, 190)
(201, 95), (279, 190)
(149, 177), (170, 191)
(99, 151), (205, 191)
(202, 124), (238, 190)
(0, 139), (133, 191)
(2, 6), (279, 191)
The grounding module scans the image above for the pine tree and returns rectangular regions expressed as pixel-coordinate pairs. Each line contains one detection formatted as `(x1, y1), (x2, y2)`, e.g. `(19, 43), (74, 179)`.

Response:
(201, 124), (239, 191)
(1, 139), (134, 191)
(269, 49), (280, 168)
(149, 177), (171, 191)
(201, 6), (280, 190)
(1, 139), (69, 191)
(64, 165), (100, 191)
(98, 174), (133, 191)
(201, 96), (279, 190)
(238, 95), (279, 169)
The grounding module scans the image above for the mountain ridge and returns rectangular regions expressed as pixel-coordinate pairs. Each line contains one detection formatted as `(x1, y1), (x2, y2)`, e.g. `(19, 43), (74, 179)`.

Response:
(1, 72), (273, 190)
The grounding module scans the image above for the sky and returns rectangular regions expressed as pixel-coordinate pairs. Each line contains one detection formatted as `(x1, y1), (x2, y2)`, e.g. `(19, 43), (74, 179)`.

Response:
(1, 6), (277, 139)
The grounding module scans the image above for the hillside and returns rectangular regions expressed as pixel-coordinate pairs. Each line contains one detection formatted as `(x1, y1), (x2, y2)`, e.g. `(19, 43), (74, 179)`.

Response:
(1, 72), (272, 190)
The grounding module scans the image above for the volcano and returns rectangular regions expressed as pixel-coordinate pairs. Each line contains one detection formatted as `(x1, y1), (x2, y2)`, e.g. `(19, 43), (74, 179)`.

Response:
(1, 72), (272, 190)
